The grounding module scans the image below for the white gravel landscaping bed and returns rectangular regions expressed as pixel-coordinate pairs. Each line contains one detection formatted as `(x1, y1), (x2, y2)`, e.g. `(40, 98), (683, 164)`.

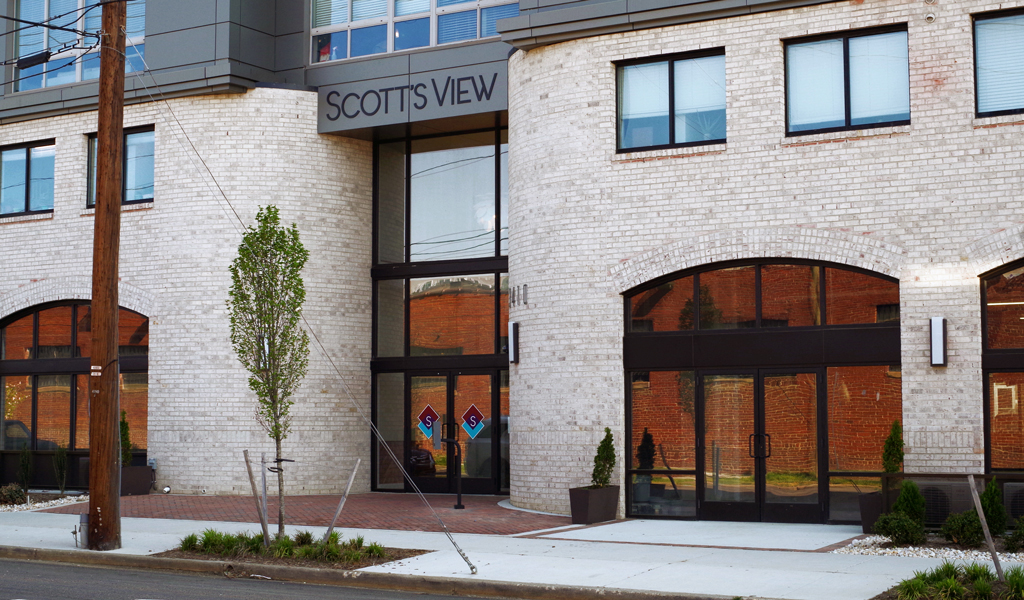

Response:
(831, 534), (1024, 562)
(0, 495), (89, 513)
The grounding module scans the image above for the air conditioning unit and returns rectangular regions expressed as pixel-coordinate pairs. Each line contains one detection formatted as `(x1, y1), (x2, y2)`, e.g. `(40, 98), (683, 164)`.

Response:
(1004, 483), (1024, 521)
(917, 481), (974, 527)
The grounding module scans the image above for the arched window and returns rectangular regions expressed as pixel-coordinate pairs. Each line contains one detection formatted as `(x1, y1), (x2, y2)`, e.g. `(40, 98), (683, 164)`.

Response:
(624, 260), (901, 524)
(1, 302), (148, 490)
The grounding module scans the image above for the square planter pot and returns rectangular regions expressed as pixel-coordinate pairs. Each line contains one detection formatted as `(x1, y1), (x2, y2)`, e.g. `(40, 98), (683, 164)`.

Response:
(569, 485), (620, 524)
(859, 491), (883, 534)
(121, 466), (152, 496)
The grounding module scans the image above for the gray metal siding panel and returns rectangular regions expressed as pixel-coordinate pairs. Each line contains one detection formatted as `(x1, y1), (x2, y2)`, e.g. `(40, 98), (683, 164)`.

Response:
(306, 55), (412, 86)
(409, 42), (512, 74)
(276, 32), (308, 72)
(146, 0), (219, 35)
(278, 0), (307, 35)
(240, 0), (277, 33)
(145, 26), (220, 70)
(239, 26), (277, 70)
(527, 0), (628, 26)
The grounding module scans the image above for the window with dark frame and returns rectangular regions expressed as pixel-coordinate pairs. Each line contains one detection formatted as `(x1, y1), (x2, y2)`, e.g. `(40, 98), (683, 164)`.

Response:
(974, 10), (1024, 118)
(87, 127), (155, 207)
(982, 262), (1024, 473)
(0, 140), (55, 216)
(616, 49), (726, 152)
(785, 27), (910, 135)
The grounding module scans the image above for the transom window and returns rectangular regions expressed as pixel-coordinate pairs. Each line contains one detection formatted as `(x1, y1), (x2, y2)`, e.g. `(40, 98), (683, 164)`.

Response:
(974, 9), (1024, 117)
(785, 27), (909, 134)
(0, 140), (55, 216)
(86, 127), (155, 207)
(616, 50), (726, 152)
(14, 0), (145, 93)
(312, 0), (518, 61)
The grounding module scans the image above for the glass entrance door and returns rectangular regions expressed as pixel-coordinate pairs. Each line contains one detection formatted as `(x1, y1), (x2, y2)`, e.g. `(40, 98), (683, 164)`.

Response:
(407, 371), (505, 494)
(699, 370), (823, 522)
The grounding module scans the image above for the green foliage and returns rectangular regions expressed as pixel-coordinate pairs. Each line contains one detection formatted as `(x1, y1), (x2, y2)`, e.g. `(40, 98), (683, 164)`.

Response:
(962, 562), (995, 585)
(1004, 517), (1024, 552)
(0, 482), (27, 505)
(200, 529), (230, 554)
(932, 576), (966, 600)
(179, 534), (199, 552)
(980, 478), (1007, 536)
(271, 536), (294, 558)
(882, 420), (904, 474)
(930, 561), (963, 583)
(895, 576), (928, 600)
(120, 410), (133, 467)
(636, 428), (656, 470)
(52, 444), (68, 495)
(972, 578), (993, 599)
(366, 542), (386, 558)
(351, 535), (364, 549)
(227, 206), (310, 539)
(591, 427), (616, 488)
(892, 480), (927, 527)
(293, 530), (314, 546)
(17, 445), (32, 492)
(941, 511), (984, 548)
(874, 511), (926, 546)
(1007, 566), (1024, 600)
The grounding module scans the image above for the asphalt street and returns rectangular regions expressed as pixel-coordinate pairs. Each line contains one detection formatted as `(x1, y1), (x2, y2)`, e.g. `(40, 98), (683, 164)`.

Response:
(0, 559), (463, 600)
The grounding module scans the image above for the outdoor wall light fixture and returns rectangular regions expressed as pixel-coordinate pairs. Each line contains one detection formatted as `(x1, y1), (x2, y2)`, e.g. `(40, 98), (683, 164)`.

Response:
(508, 322), (520, 363)
(930, 317), (947, 367)
(162, 486), (171, 494)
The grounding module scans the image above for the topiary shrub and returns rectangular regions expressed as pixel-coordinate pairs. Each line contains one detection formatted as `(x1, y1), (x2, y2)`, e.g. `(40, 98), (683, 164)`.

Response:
(120, 410), (134, 467)
(980, 477), (1007, 536)
(0, 482), (27, 505)
(942, 510), (984, 548)
(874, 511), (926, 546)
(591, 427), (616, 488)
(882, 420), (904, 474)
(892, 480), (927, 527)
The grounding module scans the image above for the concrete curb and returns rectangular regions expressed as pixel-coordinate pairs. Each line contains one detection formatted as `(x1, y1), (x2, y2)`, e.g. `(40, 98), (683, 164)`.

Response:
(0, 545), (750, 600)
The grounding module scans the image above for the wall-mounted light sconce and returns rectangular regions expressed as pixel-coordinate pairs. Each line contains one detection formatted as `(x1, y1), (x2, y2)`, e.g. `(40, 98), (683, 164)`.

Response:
(931, 317), (947, 367)
(509, 322), (519, 363)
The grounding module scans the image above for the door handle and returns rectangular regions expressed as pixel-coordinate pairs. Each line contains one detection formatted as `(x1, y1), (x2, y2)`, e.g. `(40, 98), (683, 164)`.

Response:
(748, 433), (756, 458)
(764, 433), (772, 459)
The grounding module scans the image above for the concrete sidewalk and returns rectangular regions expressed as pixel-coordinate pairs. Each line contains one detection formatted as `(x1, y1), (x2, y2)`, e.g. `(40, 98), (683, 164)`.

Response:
(0, 496), (955, 600)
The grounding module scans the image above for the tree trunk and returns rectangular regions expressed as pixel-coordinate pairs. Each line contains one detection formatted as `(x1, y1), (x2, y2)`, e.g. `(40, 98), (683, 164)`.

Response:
(276, 436), (285, 539)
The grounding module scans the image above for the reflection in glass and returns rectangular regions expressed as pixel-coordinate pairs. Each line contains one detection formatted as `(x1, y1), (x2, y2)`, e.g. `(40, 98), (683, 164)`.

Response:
(825, 268), (899, 325)
(410, 376), (446, 478)
(36, 375), (71, 449)
(377, 141), (407, 263)
(395, 18), (430, 51)
(396, 0), (429, 16)
(76, 374), (89, 450)
(37, 306), (73, 359)
(499, 132), (508, 255)
(410, 275), (495, 355)
(482, 4), (519, 37)
(674, 54), (726, 144)
(764, 373), (817, 504)
(437, 11), (477, 44)
(629, 276), (694, 332)
(44, 57), (77, 87)
(985, 266), (1024, 349)
(827, 365), (901, 471)
(976, 14), (1024, 114)
(125, 44), (146, 73)
(630, 371), (694, 470)
(618, 62), (669, 149)
(1, 149), (28, 215)
(456, 374), (492, 479)
(119, 311), (149, 356)
(29, 145), (55, 211)
(631, 473), (697, 517)
(2, 314), (34, 360)
(353, 0), (388, 20)
(121, 373), (148, 451)
(76, 305), (91, 358)
(703, 374), (755, 502)
(1, 376), (32, 449)
(351, 25), (387, 57)
(83, 52), (100, 80)
(499, 275), (509, 354)
(787, 39), (844, 132)
(376, 279), (406, 357)
(410, 134), (495, 261)
(698, 266), (755, 329)
(376, 373), (405, 489)
(830, 475), (882, 522)
(499, 369), (510, 491)
(849, 32), (909, 126)
(125, 130), (155, 202)
(989, 372), (1024, 469)
(761, 265), (820, 327)
(313, 31), (348, 63)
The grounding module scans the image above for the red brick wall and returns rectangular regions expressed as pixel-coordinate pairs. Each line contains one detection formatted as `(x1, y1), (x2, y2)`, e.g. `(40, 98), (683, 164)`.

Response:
(826, 268), (899, 325)
(990, 372), (1024, 469)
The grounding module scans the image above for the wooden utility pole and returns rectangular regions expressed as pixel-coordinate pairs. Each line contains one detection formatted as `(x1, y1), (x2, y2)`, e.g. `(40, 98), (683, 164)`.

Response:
(88, 0), (127, 551)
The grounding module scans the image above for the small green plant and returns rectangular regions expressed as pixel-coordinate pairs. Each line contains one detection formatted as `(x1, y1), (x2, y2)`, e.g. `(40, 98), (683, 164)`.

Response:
(180, 533), (199, 552)
(120, 410), (133, 467)
(366, 542), (386, 558)
(895, 576), (928, 600)
(930, 561), (963, 583)
(1005, 516), (1024, 552)
(1007, 565), (1024, 600)
(52, 444), (68, 495)
(962, 562), (995, 584)
(972, 578), (993, 599)
(882, 420), (904, 474)
(591, 427), (616, 488)
(200, 529), (229, 554)
(0, 482), (27, 505)
(293, 530), (314, 546)
(942, 511), (984, 548)
(17, 445), (33, 493)
(892, 480), (927, 527)
(874, 511), (926, 546)
(980, 477), (1007, 536)
(327, 531), (340, 545)
(932, 576), (966, 600)
(272, 536), (295, 558)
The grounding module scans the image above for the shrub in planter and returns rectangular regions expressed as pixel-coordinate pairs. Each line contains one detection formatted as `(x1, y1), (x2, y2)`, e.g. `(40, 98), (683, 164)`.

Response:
(980, 477), (1007, 536)
(0, 483), (27, 505)
(569, 427), (619, 524)
(874, 511), (926, 546)
(892, 480), (926, 527)
(942, 510), (984, 548)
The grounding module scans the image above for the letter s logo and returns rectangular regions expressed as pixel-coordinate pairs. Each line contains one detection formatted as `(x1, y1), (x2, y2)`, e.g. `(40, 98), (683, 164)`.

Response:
(325, 91), (342, 121)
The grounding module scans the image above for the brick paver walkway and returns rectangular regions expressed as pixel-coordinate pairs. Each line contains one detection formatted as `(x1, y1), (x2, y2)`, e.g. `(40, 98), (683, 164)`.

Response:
(42, 493), (570, 535)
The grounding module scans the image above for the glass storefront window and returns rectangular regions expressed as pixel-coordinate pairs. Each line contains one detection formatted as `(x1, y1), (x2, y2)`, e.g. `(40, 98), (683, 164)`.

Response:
(698, 266), (756, 329)
(377, 279), (407, 357)
(409, 275), (495, 356)
(36, 375), (71, 449)
(629, 277), (694, 332)
(394, 18), (430, 51)
(630, 473), (697, 517)
(630, 371), (695, 470)
(1, 375), (33, 450)
(376, 373), (405, 489)
(825, 267), (899, 325)
(761, 265), (820, 327)
(3, 313), (35, 360)
(989, 372), (1024, 469)
(37, 306), (73, 359)
(829, 475), (882, 522)
(121, 373), (148, 451)
(985, 266), (1024, 349)
(827, 365), (902, 472)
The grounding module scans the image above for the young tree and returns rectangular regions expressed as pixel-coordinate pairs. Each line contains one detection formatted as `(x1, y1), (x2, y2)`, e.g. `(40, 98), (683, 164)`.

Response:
(227, 206), (310, 539)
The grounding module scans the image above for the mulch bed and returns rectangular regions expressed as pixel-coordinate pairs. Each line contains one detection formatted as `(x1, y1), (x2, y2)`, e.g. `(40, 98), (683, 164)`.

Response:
(152, 547), (431, 571)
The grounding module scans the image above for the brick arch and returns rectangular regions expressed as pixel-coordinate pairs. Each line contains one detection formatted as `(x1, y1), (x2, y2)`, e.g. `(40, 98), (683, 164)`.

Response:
(964, 222), (1024, 277)
(0, 277), (155, 320)
(609, 227), (907, 293)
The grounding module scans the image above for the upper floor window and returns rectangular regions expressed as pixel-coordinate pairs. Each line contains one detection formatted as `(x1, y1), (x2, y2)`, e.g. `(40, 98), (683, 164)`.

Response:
(15, 0), (145, 93)
(785, 27), (909, 135)
(975, 10), (1024, 117)
(86, 127), (154, 207)
(616, 50), (726, 152)
(0, 141), (55, 216)
(311, 0), (517, 61)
